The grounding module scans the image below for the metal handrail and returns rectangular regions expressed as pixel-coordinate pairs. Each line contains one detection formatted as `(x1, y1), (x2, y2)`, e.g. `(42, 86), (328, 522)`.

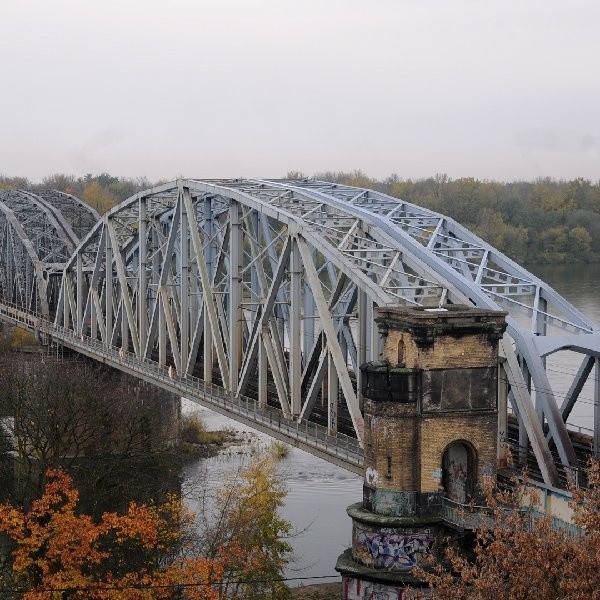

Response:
(0, 300), (363, 468)
(441, 497), (583, 537)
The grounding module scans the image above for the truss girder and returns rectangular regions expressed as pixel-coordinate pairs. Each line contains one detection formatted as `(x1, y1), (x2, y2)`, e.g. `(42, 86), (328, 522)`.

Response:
(1, 179), (598, 484)
(33, 189), (100, 244)
(0, 200), (48, 315)
(0, 190), (74, 265)
(265, 179), (600, 485)
(0, 189), (97, 319)
(56, 180), (380, 446)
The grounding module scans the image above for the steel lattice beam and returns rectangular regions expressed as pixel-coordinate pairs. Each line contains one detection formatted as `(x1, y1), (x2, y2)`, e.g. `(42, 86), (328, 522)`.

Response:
(1, 180), (599, 485)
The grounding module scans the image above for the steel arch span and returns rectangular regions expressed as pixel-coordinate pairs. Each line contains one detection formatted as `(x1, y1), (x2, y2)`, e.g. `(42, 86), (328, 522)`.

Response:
(0, 189), (99, 316)
(1, 180), (598, 485)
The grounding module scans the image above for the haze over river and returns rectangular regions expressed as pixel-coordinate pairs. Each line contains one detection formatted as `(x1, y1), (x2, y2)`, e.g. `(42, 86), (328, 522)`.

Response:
(533, 263), (600, 432)
(182, 263), (600, 584)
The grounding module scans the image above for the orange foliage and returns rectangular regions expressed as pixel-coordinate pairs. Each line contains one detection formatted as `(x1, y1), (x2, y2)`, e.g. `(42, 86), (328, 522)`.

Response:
(0, 469), (278, 599)
(411, 460), (600, 599)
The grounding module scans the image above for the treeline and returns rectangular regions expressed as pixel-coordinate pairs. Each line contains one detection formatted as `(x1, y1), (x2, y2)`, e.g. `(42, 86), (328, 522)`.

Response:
(3, 170), (600, 264)
(310, 171), (600, 265)
(0, 172), (154, 214)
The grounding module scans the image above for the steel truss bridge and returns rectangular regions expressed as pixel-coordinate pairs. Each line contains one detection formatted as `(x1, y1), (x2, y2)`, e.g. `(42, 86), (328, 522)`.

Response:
(1, 180), (599, 485)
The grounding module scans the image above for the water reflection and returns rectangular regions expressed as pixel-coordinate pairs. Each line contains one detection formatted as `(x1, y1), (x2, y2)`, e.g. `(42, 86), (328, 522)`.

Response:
(181, 401), (361, 584)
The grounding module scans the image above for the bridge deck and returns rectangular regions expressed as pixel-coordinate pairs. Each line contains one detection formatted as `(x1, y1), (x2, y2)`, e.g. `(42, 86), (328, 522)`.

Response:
(0, 301), (363, 474)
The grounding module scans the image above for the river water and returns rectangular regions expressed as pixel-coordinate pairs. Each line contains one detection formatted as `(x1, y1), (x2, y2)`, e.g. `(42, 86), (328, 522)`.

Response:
(182, 263), (600, 585)
(181, 401), (362, 586)
(531, 263), (600, 432)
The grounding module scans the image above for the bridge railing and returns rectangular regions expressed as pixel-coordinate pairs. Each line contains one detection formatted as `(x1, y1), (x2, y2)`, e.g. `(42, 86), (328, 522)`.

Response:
(0, 300), (363, 470)
(441, 498), (494, 530)
(441, 497), (583, 537)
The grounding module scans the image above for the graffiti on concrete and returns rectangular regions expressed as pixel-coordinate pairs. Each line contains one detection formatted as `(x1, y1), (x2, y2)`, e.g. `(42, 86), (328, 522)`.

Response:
(354, 527), (435, 570)
(343, 576), (410, 599)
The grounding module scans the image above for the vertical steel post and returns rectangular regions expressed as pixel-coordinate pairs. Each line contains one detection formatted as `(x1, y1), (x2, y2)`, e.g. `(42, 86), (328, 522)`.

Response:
(229, 200), (242, 393)
(535, 296), (548, 425)
(180, 188), (189, 372)
(250, 210), (260, 331)
(290, 238), (302, 416)
(258, 334), (267, 408)
(138, 196), (147, 356)
(105, 225), (113, 347)
(303, 249), (315, 363)
(151, 227), (161, 361)
(158, 294), (166, 366)
(121, 296), (129, 350)
(358, 288), (367, 410)
(62, 273), (69, 330)
(519, 358), (532, 466)
(327, 352), (338, 435)
(366, 298), (377, 360)
(90, 293), (97, 339)
(76, 253), (83, 335)
(203, 196), (214, 383)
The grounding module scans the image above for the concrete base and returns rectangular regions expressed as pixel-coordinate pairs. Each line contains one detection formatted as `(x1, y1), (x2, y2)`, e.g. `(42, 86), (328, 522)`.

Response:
(341, 574), (415, 600)
(336, 502), (444, 597)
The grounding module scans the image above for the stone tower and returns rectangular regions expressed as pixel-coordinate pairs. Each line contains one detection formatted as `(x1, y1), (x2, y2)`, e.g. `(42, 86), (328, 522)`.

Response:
(337, 306), (507, 598)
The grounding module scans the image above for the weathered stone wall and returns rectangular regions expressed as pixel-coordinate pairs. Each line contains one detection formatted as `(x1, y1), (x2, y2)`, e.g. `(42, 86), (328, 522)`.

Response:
(419, 413), (497, 493)
(372, 306), (505, 499)
(363, 397), (498, 495)
(383, 330), (497, 370)
(363, 400), (419, 493)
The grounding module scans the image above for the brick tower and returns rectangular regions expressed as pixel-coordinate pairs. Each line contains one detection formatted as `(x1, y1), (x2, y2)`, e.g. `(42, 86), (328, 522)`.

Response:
(336, 306), (507, 598)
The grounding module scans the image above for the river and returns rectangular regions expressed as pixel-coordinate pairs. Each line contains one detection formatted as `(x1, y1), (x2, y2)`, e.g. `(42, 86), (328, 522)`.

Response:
(181, 401), (362, 586)
(182, 262), (600, 586)
(531, 263), (600, 432)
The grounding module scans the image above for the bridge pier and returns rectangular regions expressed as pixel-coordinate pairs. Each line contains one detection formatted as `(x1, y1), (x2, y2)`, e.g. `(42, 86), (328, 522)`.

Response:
(336, 305), (507, 598)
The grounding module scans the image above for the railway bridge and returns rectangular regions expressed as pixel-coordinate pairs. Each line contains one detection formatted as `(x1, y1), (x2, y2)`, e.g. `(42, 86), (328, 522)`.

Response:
(1, 179), (599, 488)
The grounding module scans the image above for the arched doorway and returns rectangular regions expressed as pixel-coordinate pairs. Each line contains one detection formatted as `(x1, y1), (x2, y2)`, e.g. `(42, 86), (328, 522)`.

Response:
(442, 441), (476, 503)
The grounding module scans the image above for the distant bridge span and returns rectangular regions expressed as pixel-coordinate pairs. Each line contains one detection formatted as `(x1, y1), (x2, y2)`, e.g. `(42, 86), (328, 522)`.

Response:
(1, 180), (599, 485)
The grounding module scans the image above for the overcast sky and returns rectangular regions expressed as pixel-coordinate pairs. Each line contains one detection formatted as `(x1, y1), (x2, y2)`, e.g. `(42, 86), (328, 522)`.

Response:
(1, 0), (599, 182)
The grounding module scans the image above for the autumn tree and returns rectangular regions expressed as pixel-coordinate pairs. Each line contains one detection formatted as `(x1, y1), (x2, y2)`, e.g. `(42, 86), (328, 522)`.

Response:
(412, 460), (600, 599)
(0, 458), (293, 599)
(35, 172), (151, 209)
(0, 469), (226, 599)
(314, 171), (600, 265)
(41, 173), (78, 194)
(199, 455), (293, 599)
(81, 180), (118, 213)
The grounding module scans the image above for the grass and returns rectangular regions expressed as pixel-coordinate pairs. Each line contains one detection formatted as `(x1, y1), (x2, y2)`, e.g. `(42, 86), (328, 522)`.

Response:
(270, 440), (290, 460)
(181, 414), (230, 446)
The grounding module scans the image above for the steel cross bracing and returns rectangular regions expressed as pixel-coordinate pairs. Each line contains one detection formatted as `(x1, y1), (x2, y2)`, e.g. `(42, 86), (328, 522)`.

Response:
(0, 189), (98, 317)
(264, 178), (600, 485)
(0, 181), (598, 485)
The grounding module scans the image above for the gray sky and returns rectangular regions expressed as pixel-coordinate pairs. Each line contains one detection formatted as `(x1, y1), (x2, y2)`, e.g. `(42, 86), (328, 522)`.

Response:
(1, 0), (599, 182)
